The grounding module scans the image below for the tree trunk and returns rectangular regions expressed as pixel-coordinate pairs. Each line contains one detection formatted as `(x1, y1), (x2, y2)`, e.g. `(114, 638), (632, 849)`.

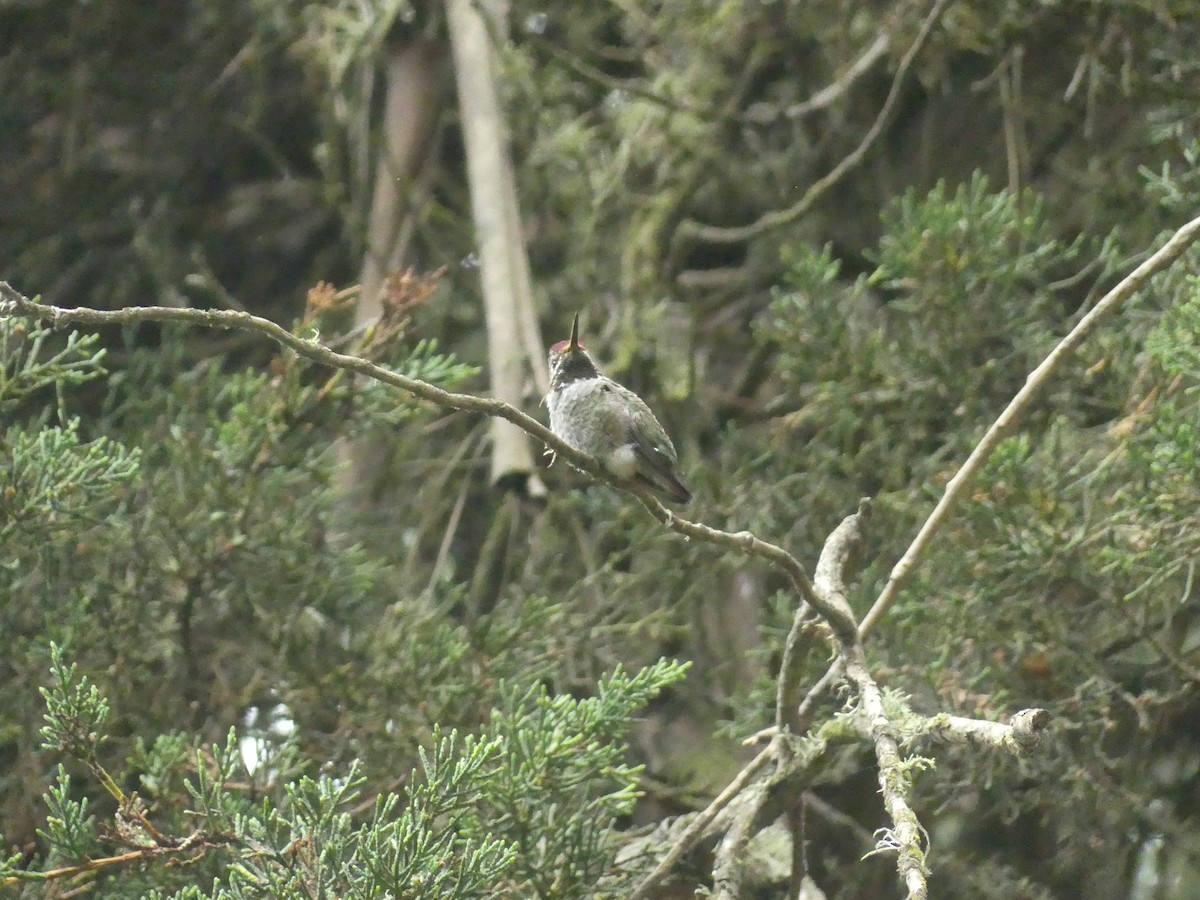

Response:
(338, 37), (443, 514)
(446, 0), (547, 494)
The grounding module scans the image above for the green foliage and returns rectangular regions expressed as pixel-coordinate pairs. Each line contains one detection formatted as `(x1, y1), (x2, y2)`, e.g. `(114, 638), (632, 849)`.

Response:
(39, 767), (99, 862)
(12, 648), (679, 897)
(1145, 278), (1200, 381)
(6, 0), (1200, 896)
(872, 173), (1066, 310)
(477, 660), (688, 896)
(870, 174), (1079, 416)
(177, 730), (516, 899)
(0, 318), (107, 414)
(0, 318), (139, 545)
(0, 847), (22, 880)
(39, 643), (111, 760)
(2, 419), (141, 544)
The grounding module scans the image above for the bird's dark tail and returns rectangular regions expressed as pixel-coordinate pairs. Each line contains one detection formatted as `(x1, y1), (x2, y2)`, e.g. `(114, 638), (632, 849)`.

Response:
(644, 470), (691, 505)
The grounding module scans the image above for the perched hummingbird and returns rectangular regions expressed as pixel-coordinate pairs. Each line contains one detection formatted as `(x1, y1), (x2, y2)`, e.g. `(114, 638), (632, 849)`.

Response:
(546, 314), (692, 504)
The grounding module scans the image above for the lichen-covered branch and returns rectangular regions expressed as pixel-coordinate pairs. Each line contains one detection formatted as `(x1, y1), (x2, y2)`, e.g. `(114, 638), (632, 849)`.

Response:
(711, 779), (771, 900)
(842, 649), (930, 900)
(921, 708), (1052, 754)
(807, 502), (929, 899)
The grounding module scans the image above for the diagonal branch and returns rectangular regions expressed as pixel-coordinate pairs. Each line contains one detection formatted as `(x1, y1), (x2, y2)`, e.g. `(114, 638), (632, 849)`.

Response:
(781, 33), (891, 120)
(627, 744), (775, 900)
(790, 213), (1200, 766)
(858, 211), (1200, 637)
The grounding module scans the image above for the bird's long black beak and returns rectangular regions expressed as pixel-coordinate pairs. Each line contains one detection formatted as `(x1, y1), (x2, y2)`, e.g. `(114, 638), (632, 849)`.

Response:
(568, 312), (580, 352)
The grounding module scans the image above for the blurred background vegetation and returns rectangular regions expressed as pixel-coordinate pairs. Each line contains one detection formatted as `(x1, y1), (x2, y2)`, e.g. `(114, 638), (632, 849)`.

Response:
(3, 0), (1200, 896)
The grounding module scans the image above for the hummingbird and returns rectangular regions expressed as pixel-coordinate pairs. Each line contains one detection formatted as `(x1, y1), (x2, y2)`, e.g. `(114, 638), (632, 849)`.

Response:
(546, 314), (692, 504)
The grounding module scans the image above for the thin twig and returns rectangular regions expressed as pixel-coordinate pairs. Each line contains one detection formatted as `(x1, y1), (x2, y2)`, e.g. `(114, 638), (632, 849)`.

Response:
(627, 744), (775, 900)
(781, 34), (891, 120)
(1, 832), (223, 887)
(634, 498), (856, 642)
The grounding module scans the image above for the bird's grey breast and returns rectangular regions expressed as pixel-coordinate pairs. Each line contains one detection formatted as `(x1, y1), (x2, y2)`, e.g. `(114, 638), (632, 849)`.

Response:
(548, 378), (632, 450)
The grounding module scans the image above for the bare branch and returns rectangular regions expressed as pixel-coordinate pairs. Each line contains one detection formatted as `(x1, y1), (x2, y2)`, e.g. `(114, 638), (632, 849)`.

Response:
(778, 503), (929, 897)
(777, 500), (871, 731)
(813, 499), (869, 623)
(739, 32), (892, 123)
(635, 498), (856, 642)
(1, 282), (567, 463)
(729, 496), (931, 899)
(777, 33), (890, 121)
(679, 0), (954, 245)
(0, 283), (853, 641)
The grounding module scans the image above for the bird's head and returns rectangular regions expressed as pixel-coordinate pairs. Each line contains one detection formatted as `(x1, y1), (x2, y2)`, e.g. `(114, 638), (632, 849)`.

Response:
(548, 313), (598, 387)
